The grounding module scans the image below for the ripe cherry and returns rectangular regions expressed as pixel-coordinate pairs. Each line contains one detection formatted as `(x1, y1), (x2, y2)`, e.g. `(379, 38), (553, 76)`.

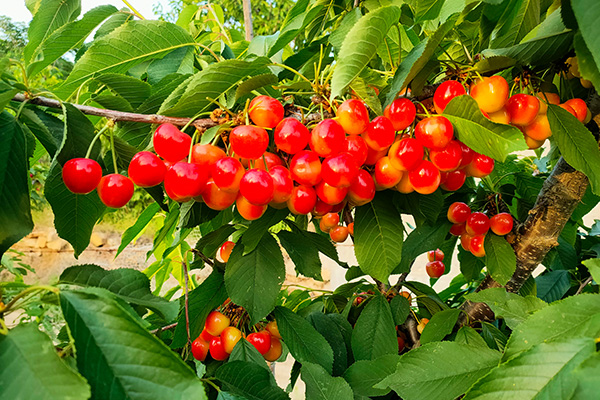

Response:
(330, 225), (349, 243)
(247, 331), (271, 355)
(426, 260), (445, 279)
(364, 146), (389, 166)
(219, 241), (235, 263)
(505, 94), (540, 126)
(388, 138), (424, 171)
(347, 169), (376, 206)
(265, 320), (281, 339)
(414, 116), (454, 149)
(470, 76), (509, 114)
(319, 212), (340, 233)
(341, 135), (368, 166)
(536, 92), (561, 114)
(457, 141), (474, 168)
(290, 150), (322, 186)
(559, 103), (577, 117)
(321, 153), (359, 188)
(287, 185), (317, 215)
(127, 152), (166, 188)
(417, 318), (429, 334)
(348, 222), (354, 235)
(164, 162), (209, 200)
(249, 95), (284, 128)
(522, 114), (551, 141)
(397, 335), (405, 352)
(466, 212), (490, 236)
(209, 337), (229, 361)
(205, 311), (230, 336)
(374, 156), (404, 189)
(470, 235), (486, 257)
(220, 326), (243, 354)
(229, 125), (269, 159)
(427, 249), (444, 262)
(255, 152), (283, 171)
(269, 165), (294, 204)
(460, 233), (474, 251)
(450, 223), (466, 236)
(429, 140), (462, 172)
(62, 158), (102, 194)
(200, 327), (216, 343)
(310, 119), (345, 157)
(490, 212), (513, 236)
(524, 134), (545, 150)
(363, 116), (395, 151)
(263, 336), (282, 362)
(395, 173), (414, 194)
(236, 195), (267, 220)
(408, 160), (441, 195)
(97, 174), (134, 208)
(191, 144), (226, 172)
(240, 169), (274, 206)
(337, 99), (370, 135)
(564, 98), (587, 122)
(330, 201), (346, 214)
(447, 202), (471, 224)
(316, 181), (348, 205)
(313, 199), (332, 217)
(202, 178), (237, 210)
(191, 337), (209, 361)
(465, 153), (494, 178)
(433, 80), (466, 113)
(212, 157), (245, 193)
(153, 123), (191, 162)
(274, 118), (310, 154)
(440, 169), (466, 191)
(384, 98), (416, 131)
(488, 108), (511, 124)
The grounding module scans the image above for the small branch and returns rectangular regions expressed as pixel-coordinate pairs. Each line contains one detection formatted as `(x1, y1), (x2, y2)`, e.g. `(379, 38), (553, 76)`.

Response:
(150, 322), (178, 335)
(182, 260), (191, 348)
(402, 316), (420, 349)
(192, 249), (215, 267)
(575, 276), (593, 295)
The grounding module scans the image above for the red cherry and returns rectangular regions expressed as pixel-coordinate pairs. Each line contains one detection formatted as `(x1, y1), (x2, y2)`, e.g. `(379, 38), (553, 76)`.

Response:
(426, 260), (445, 278)
(461, 233), (474, 251)
(255, 152), (283, 171)
(363, 116), (395, 151)
(488, 108), (511, 124)
(341, 135), (369, 166)
(200, 327), (216, 343)
(348, 222), (354, 235)
(408, 160), (441, 195)
(229, 125), (269, 159)
(440, 169), (466, 191)
(522, 114), (552, 141)
(316, 181), (348, 205)
(450, 223), (466, 236)
(427, 249), (444, 262)
(212, 157), (245, 193)
(330, 201), (346, 214)
(348, 169), (376, 206)
(466, 212), (490, 236)
(240, 169), (274, 206)
(330, 225), (349, 243)
(470, 76), (509, 114)
(458, 142), (475, 168)
(337, 99), (370, 135)
(247, 331), (272, 355)
(447, 202), (471, 223)
(465, 153), (494, 178)
(309, 119), (345, 157)
(97, 174), (134, 208)
(384, 98), (416, 131)
(205, 311), (230, 336)
(395, 172), (414, 194)
(564, 98), (587, 122)
(505, 94), (540, 126)
(559, 103), (577, 117)
(202, 178), (237, 210)
(490, 212), (513, 236)
(236, 195), (267, 220)
(274, 118), (310, 154)
(321, 153), (359, 188)
(153, 123), (191, 162)
(191, 337), (209, 361)
(287, 185), (317, 215)
(313, 199), (333, 217)
(219, 241), (235, 263)
(269, 165), (293, 204)
(209, 337), (229, 360)
(433, 80), (466, 113)
(249, 95), (284, 128)
(470, 235), (486, 257)
(164, 162), (209, 200)
(220, 326), (243, 354)
(364, 146), (389, 166)
(62, 158), (102, 194)
(415, 116), (454, 149)
(290, 150), (322, 186)
(388, 138), (424, 171)
(128, 152), (166, 188)
(191, 144), (226, 172)
(319, 212), (340, 232)
(374, 156), (404, 188)
(263, 336), (282, 362)
(429, 140), (462, 172)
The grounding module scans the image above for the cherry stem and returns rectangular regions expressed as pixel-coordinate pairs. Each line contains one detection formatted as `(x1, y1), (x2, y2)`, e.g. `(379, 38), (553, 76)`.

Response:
(187, 130), (200, 163)
(271, 62), (313, 87)
(109, 127), (119, 174)
(261, 154), (270, 172)
(413, 100), (431, 117)
(85, 124), (110, 159)
(243, 99), (251, 125)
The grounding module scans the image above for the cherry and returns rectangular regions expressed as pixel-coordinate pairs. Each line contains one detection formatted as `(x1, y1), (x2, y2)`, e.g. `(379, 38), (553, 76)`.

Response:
(247, 331), (271, 355)
(164, 162), (209, 200)
(287, 185), (317, 215)
(330, 225), (349, 243)
(127, 152), (166, 188)
(522, 114), (551, 141)
(426, 260), (445, 278)
(395, 173), (414, 194)
(269, 165), (293, 204)
(427, 249), (444, 262)
(465, 153), (494, 178)
(374, 156), (404, 189)
(490, 212), (513, 236)
(447, 202), (471, 223)
(414, 116), (454, 149)
(191, 337), (209, 361)
(337, 99), (370, 135)
(321, 153), (359, 188)
(97, 174), (134, 208)
(440, 169), (466, 191)
(460, 233), (474, 251)
(62, 158), (102, 194)
(347, 169), (376, 206)
(524, 134), (545, 150)
(236, 195), (267, 220)
(290, 150), (322, 186)
(433, 80), (466, 113)
(470, 76), (509, 114)
(399, 291), (411, 301)
(219, 241), (235, 263)
(397, 335), (405, 352)
(255, 152), (284, 171)
(536, 92), (561, 114)
(316, 181), (348, 205)
(408, 160), (441, 195)
(153, 123), (192, 162)
(450, 223), (466, 236)
(313, 199), (333, 217)
(388, 138), (424, 171)
(488, 108), (511, 124)
(205, 311), (230, 336)
(319, 212), (340, 233)
(191, 144), (226, 172)
(466, 212), (490, 236)
(341, 135), (368, 166)
(310, 119), (345, 157)
(239, 169), (274, 206)
(209, 336), (229, 360)
(363, 116), (395, 151)
(364, 146), (389, 166)
(429, 140), (462, 172)
(559, 103), (577, 117)
(505, 94), (540, 126)
(457, 141), (474, 168)
(348, 222), (354, 235)
(330, 201), (346, 214)
(212, 157), (245, 193)
(469, 235), (486, 257)
(221, 326), (243, 354)
(202, 178), (237, 210)
(417, 318), (429, 334)
(263, 336), (282, 362)
(200, 327), (216, 342)
(384, 98), (416, 131)
(265, 320), (281, 339)
(249, 95), (284, 128)
(564, 98), (587, 122)
(274, 118), (310, 154)
(229, 125), (269, 159)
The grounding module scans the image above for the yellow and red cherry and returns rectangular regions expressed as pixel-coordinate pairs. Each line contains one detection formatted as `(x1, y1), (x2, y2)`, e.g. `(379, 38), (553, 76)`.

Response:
(249, 95), (284, 128)
(62, 158), (102, 194)
(460, 233), (474, 251)
(388, 138), (424, 171)
(559, 103), (577, 117)
(341, 135), (369, 166)
(287, 185), (317, 215)
(337, 99), (370, 135)
(309, 119), (345, 157)
(229, 125), (269, 159)
(395, 172), (414, 194)
(374, 156), (404, 189)
(347, 169), (376, 206)
(316, 181), (348, 205)
(505, 94), (540, 126)
(319, 212), (340, 233)
(564, 98), (587, 122)
(414, 116), (454, 149)
(417, 318), (429, 334)
(470, 235), (486, 257)
(153, 123), (191, 162)
(274, 118), (310, 154)
(408, 160), (441, 195)
(200, 327), (216, 343)
(290, 150), (322, 186)
(212, 157), (245, 193)
(330, 225), (349, 243)
(470, 76), (509, 114)
(236, 195), (267, 220)
(363, 116), (395, 151)
(269, 165), (293, 204)
(364, 146), (389, 166)
(255, 152), (284, 171)
(127, 151), (166, 188)
(465, 153), (494, 178)
(263, 336), (282, 362)
(191, 144), (226, 172)
(457, 141), (474, 168)
(348, 222), (354, 235)
(488, 108), (511, 124)
(522, 114), (551, 141)
(209, 336), (229, 361)
(466, 212), (490, 236)
(427, 248), (444, 262)
(239, 169), (274, 206)
(247, 331), (271, 355)
(313, 199), (333, 217)
(440, 169), (466, 191)
(490, 212), (513, 236)
(205, 311), (230, 336)
(191, 337), (210, 361)
(219, 241), (235, 263)
(429, 140), (462, 172)
(321, 152), (359, 188)
(202, 178), (237, 210)
(426, 260), (445, 278)
(447, 202), (471, 223)
(433, 80), (466, 113)
(97, 174), (134, 208)
(164, 162), (209, 200)
(524, 134), (545, 150)
(221, 326), (243, 354)
(265, 320), (281, 339)
(384, 98), (416, 131)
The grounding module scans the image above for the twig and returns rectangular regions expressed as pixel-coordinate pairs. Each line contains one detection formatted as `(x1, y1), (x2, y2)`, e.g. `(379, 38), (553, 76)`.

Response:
(182, 260), (191, 348)
(191, 249), (215, 267)
(403, 316), (420, 349)
(575, 276), (593, 295)
(150, 322), (178, 335)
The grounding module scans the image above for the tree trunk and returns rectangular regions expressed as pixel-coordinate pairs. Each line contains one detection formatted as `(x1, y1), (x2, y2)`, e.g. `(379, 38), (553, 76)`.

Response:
(242, 0), (254, 41)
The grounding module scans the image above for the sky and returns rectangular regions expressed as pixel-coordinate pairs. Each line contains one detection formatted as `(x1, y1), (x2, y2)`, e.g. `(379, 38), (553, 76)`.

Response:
(2, 0), (171, 23)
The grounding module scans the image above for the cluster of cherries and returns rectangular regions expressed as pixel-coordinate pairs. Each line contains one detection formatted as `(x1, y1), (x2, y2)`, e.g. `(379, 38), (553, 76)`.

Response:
(425, 248), (446, 279)
(447, 202), (514, 257)
(191, 310), (282, 363)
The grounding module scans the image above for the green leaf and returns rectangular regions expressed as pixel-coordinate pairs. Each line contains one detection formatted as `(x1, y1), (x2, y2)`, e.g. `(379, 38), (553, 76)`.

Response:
(117, 202), (161, 256)
(458, 247), (485, 282)
(349, 77), (383, 116)
(0, 112), (33, 260)
(301, 362), (354, 400)
(215, 361), (289, 400)
(27, 5), (118, 77)
(268, 1), (323, 57)
(94, 73), (152, 109)
(278, 230), (322, 280)
(454, 326), (488, 348)
(240, 207), (289, 255)
(414, 0), (445, 22)
(329, 8), (362, 50)
(465, 339), (595, 399)
(225, 234), (285, 323)
(443, 96), (528, 162)
(59, 264), (178, 321)
(483, 233), (516, 285)
(331, 6), (401, 98)
(178, 201), (220, 230)
(390, 295), (410, 325)
(354, 191), (403, 282)
(376, 342), (501, 400)
(403, 281), (448, 315)
(574, 32), (600, 91)
(273, 306), (334, 374)
(229, 339), (270, 371)
(307, 312), (348, 376)
(572, 351), (600, 400)
(582, 258), (600, 284)
(60, 289), (207, 400)
(535, 269), (571, 302)
(572, 0), (600, 73)
(235, 73), (278, 100)
(420, 309), (461, 344)
(547, 104), (600, 195)
(504, 293), (600, 360)
(193, 224), (236, 263)
(343, 354), (400, 397)
(489, 0), (541, 49)
(351, 295), (397, 361)
(0, 86), (19, 113)
(0, 324), (91, 400)
(396, 221), (452, 273)
(57, 20), (195, 99)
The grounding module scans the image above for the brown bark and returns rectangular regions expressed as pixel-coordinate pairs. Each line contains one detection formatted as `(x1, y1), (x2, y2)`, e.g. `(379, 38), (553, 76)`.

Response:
(242, 0), (254, 41)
